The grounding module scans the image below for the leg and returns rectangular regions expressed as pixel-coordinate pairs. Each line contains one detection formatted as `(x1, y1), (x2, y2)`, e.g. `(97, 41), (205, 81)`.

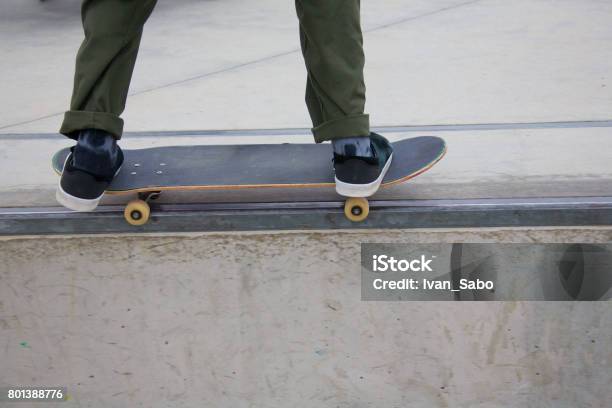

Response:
(59, 0), (157, 140)
(295, 0), (369, 143)
(56, 0), (156, 211)
(296, 1), (393, 200)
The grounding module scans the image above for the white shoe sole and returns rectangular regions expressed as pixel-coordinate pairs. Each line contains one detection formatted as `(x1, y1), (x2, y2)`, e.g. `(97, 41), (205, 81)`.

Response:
(335, 152), (393, 197)
(55, 154), (118, 212)
(56, 182), (103, 212)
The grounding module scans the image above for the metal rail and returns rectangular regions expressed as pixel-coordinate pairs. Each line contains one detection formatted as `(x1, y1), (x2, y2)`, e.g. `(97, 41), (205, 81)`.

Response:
(0, 196), (611, 236)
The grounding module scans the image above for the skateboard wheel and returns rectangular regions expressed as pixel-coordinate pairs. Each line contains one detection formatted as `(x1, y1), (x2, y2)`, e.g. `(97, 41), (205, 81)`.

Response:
(124, 199), (150, 226)
(344, 197), (369, 222)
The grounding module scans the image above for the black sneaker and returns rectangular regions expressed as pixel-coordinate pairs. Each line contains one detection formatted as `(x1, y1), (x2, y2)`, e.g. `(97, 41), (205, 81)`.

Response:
(56, 129), (123, 211)
(333, 132), (393, 197)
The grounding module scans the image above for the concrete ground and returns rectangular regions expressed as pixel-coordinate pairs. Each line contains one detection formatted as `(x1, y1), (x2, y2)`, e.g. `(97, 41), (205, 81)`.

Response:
(0, 0), (611, 407)
(2, 0), (612, 133)
(1, 0), (611, 206)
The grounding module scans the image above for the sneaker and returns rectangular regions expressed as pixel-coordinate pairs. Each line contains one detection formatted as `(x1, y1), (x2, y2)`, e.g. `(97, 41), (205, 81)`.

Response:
(56, 129), (123, 211)
(333, 132), (393, 197)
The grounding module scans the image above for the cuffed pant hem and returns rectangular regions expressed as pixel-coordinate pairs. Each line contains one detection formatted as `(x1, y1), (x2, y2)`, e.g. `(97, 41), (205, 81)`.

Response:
(312, 114), (370, 143)
(59, 111), (124, 140)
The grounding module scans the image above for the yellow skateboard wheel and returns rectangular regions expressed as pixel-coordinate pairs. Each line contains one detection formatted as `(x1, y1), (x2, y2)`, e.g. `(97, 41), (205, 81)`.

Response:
(124, 199), (150, 226)
(344, 197), (369, 222)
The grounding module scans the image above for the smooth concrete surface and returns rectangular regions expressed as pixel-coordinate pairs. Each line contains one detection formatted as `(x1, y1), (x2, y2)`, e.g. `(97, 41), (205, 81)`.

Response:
(1, 0), (612, 208)
(1, 0), (612, 134)
(1, 228), (611, 408)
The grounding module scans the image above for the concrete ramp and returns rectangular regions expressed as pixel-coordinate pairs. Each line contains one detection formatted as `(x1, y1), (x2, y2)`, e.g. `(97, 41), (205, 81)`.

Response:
(1, 229), (611, 407)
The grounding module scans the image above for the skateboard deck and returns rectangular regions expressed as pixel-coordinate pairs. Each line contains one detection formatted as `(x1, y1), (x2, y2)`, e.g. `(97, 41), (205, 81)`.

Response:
(52, 136), (445, 192)
(52, 136), (446, 224)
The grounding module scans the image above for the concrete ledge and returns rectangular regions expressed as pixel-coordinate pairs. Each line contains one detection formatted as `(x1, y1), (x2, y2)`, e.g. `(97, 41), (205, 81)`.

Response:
(2, 197), (611, 236)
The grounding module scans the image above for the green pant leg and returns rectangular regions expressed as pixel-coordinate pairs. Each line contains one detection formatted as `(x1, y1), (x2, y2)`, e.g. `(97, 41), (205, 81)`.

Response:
(59, 0), (157, 140)
(295, 0), (370, 143)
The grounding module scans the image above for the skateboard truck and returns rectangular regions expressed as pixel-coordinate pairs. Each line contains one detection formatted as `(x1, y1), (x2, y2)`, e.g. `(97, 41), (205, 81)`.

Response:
(124, 191), (160, 226)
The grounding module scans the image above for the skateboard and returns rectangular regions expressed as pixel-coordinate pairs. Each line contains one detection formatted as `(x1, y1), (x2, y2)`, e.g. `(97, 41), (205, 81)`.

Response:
(52, 136), (446, 225)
